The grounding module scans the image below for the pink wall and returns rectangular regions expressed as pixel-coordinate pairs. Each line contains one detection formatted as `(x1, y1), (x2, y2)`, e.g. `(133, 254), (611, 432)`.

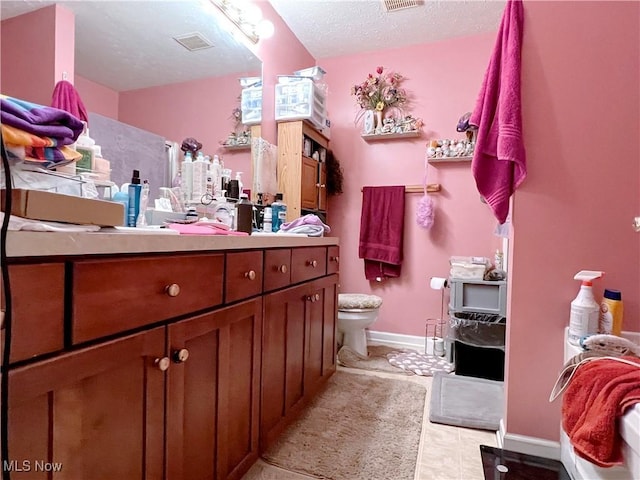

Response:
(118, 72), (257, 182)
(505, 1), (640, 442)
(256, 1), (315, 144)
(1, 5), (74, 105)
(321, 34), (500, 337)
(75, 75), (119, 120)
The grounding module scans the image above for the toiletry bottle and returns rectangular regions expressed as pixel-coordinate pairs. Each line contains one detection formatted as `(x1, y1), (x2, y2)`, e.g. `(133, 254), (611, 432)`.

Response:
(211, 156), (222, 197)
(228, 179), (240, 201)
(112, 189), (129, 226)
(235, 172), (244, 195)
(494, 249), (504, 270)
(599, 289), (624, 336)
(270, 193), (287, 232)
(127, 170), (142, 227)
(136, 180), (150, 227)
(568, 270), (603, 345)
(263, 207), (272, 233)
(182, 152), (193, 204)
(236, 193), (253, 234)
(192, 151), (208, 202)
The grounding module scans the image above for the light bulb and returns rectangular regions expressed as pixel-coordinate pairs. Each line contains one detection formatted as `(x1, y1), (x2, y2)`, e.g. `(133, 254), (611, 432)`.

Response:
(257, 19), (274, 39)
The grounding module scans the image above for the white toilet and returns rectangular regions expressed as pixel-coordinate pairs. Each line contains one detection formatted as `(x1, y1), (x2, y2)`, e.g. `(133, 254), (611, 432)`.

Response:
(337, 293), (383, 357)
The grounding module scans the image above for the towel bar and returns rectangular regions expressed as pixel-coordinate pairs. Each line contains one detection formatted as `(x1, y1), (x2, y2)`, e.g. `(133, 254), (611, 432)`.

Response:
(360, 184), (441, 193)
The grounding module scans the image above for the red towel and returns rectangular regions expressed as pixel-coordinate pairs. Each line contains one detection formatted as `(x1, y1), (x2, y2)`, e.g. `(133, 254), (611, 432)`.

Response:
(358, 186), (405, 280)
(51, 80), (89, 123)
(469, 0), (526, 224)
(562, 356), (640, 467)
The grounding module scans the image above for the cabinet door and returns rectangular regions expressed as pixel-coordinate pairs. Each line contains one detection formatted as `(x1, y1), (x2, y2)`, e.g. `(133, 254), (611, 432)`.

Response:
(166, 298), (262, 480)
(300, 157), (318, 210)
(8, 328), (166, 480)
(317, 162), (327, 212)
(261, 284), (307, 449)
(304, 275), (338, 396)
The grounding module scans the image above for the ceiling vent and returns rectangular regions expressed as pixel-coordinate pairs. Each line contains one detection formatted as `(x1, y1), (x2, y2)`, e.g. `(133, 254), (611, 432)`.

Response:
(173, 32), (213, 51)
(382, 0), (422, 12)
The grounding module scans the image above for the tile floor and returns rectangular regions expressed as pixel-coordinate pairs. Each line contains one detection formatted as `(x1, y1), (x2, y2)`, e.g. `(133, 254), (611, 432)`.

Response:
(243, 352), (498, 480)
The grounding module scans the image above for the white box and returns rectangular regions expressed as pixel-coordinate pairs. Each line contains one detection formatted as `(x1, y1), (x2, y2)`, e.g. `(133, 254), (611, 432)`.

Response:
(449, 256), (489, 280)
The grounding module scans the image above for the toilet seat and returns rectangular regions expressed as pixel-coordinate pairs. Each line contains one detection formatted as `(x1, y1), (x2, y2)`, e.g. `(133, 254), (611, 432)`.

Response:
(338, 293), (383, 311)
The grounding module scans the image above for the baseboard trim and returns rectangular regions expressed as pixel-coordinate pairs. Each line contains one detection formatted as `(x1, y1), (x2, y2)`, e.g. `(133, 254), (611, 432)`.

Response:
(366, 330), (425, 351)
(502, 430), (561, 461)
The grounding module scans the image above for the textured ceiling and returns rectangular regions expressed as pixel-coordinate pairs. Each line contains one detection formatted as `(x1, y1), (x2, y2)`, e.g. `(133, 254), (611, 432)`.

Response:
(1, 0), (505, 92)
(269, 0), (506, 59)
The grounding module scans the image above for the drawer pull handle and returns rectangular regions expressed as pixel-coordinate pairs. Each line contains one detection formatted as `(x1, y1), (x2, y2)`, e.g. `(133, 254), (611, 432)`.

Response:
(306, 295), (315, 302)
(315, 293), (320, 301)
(307, 260), (318, 268)
(172, 348), (190, 364)
(245, 270), (256, 280)
(330, 256), (340, 264)
(155, 357), (170, 371)
(165, 283), (181, 297)
(279, 264), (288, 274)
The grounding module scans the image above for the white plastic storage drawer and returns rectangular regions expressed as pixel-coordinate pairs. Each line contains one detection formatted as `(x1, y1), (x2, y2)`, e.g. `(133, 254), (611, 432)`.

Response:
(449, 279), (507, 316)
(241, 86), (262, 125)
(275, 79), (326, 129)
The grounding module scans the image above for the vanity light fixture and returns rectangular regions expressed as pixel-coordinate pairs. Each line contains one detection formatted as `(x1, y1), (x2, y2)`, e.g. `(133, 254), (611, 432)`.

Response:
(209, 0), (273, 44)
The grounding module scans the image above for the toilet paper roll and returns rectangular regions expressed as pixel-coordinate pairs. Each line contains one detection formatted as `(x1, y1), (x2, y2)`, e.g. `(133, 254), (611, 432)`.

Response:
(430, 277), (448, 290)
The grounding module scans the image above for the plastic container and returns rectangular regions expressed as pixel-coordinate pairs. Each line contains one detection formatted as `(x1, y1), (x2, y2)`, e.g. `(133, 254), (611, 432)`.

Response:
(449, 256), (489, 280)
(192, 151), (208, 202)
(599, 289), (624, 335)
(235, 194), (253, 234)
(568, 270), (603, 345)
(275, 78), (326, 129)
(263, 207), (272, 233)
(112, 190), (129, 226)
(270, 193), (287, 232)
(241, 86), (262, 125)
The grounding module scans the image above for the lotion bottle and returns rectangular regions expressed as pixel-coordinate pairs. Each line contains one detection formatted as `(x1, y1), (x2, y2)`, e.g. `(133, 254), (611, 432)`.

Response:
(568, 270), (603, 345)
(599, 289), (624, 336)
(182, 151), (193, 205)
(127, 170), (142, 227)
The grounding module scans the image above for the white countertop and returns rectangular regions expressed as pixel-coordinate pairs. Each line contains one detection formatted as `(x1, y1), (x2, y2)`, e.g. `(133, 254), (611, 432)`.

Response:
(5, 231), (339, 257)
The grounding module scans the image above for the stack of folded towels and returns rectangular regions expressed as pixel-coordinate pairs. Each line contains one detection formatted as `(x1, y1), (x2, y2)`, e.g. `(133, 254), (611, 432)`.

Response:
(1, 94), (84, 168)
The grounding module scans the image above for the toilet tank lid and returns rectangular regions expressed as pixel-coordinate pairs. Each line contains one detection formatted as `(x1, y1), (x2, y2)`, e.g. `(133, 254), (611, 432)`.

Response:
(338, 293), (383, 310)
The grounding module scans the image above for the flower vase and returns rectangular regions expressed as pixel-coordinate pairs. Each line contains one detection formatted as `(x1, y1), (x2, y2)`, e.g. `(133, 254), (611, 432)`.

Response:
(375, 110), (383, 134)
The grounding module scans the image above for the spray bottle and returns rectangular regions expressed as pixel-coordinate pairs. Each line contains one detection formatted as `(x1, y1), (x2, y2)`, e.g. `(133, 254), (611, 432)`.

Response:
(568, 270), (604, 345)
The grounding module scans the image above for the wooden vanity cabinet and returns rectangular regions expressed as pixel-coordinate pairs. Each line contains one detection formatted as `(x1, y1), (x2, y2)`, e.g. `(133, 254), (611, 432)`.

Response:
(166, 298), (262, 480)
(260, 273), (338, 450)
(8, 327), (166, 480)
(5, 243), (337, 480)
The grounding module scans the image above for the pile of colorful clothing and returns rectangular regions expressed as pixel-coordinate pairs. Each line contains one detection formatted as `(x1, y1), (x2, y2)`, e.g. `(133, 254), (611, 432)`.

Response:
(1, 94), (84, 168)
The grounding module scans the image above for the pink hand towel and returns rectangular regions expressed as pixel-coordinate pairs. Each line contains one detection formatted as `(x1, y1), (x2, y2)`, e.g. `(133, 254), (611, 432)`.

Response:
(469, 0), (526, 224)
(51, 80), (89, 123)
(358, 186), (405, 280)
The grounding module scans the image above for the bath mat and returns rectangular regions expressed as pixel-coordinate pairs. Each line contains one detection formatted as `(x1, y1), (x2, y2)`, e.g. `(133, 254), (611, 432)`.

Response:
(336, 344), (413, 375)
(387, 351), (454, 376)
(429, 372), (503, 431)
(262, 370), (426, 480)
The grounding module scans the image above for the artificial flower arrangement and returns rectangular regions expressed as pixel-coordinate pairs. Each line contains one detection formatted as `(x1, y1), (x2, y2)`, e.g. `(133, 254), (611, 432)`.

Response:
(351, 66), (408, 113)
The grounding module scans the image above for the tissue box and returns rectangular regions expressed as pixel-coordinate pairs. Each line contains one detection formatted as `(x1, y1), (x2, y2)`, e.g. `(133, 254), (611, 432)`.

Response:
(449, 256), (490, 280)
(1, 189), (124, 226)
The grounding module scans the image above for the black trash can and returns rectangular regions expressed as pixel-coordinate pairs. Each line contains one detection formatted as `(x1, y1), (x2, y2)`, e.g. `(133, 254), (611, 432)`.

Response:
(449, 312), (506, 381)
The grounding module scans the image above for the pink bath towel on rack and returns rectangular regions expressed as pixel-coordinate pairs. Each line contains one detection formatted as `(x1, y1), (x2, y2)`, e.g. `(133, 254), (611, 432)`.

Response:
(469, 0), (526, 224)
(358, 186), (405, 280)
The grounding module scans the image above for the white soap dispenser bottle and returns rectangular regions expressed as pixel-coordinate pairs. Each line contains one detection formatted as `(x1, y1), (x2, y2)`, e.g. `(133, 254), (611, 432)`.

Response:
(568, 270), (604, 345)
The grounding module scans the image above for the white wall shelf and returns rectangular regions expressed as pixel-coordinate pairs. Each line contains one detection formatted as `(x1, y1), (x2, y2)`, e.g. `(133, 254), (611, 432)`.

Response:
(221, 143), (250, 151)
(428, 156), (472, 163)
(361, 131), (421, 141)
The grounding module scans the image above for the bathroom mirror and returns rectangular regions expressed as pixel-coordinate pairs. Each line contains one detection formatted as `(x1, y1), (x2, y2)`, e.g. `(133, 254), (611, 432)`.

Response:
(0, 0), (262, 189)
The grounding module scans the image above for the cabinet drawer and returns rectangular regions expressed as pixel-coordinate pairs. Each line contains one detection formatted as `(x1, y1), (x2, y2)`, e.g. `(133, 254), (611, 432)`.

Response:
(3, 263), (65, 363)
(225, 251), (263, 303)
(264, 249), (291, 292)
(327, 246), (340, 275)
(291, 247), (327, 284)
(72, 254), (224, 344)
